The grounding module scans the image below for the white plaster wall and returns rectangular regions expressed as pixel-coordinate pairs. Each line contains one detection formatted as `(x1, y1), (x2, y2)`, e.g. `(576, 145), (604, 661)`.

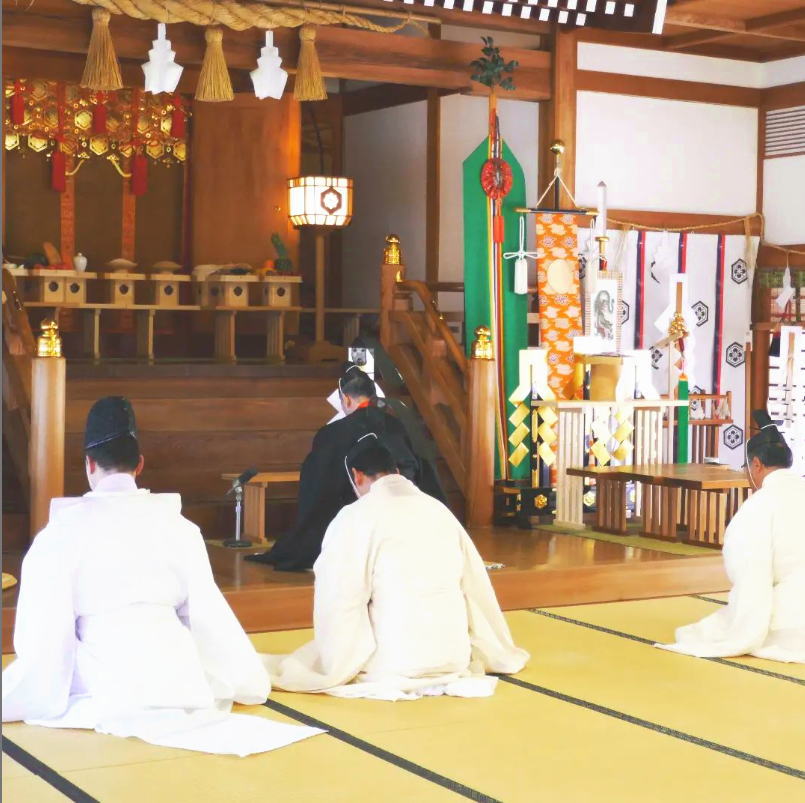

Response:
(440, 25), (542, 49)
(578, 44), (805, 89)
(763, 155), (805, 245)
(576, 91), (758, 215)
(439, 95), (539, 309)
(342, 101), (427, 307)
(763, 56), (805, 88)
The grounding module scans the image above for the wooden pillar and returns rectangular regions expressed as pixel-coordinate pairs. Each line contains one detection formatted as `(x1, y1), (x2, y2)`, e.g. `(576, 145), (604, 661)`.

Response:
(465, 326), (496, 527)
(426, 22), (441, 287)
(314, 230), (326, 343)
(29, 321), (65, 539)
(214, 310), (237, 363)
(750, 268), (771, 425)
(380, 234), (404, 351)
(539, 29), (577, 207)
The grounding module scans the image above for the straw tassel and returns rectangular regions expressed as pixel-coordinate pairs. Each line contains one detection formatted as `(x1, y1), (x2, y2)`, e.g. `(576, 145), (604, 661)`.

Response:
(196, 27), (233, 102)
(294, 25), (327, 102)
(81, 8), (123, 91)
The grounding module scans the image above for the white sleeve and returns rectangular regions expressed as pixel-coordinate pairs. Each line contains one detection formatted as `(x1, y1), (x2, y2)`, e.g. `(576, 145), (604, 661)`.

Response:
(267, 505), (377, 692)
(658, 497), (774, 658)
(2, 527), (78, 722)
(178, 525), (270, 705)
(459, 527), (529, 674)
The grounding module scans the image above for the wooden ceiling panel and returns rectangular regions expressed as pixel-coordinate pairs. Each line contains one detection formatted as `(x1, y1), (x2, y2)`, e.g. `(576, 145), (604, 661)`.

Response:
(662, 0), (805, 60)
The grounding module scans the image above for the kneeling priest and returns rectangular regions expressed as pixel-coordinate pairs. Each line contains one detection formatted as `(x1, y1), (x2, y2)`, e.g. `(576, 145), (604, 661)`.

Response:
(264, 438), (529, 700)
(2, 397), (321, 755)
(656, 411), (805, 664)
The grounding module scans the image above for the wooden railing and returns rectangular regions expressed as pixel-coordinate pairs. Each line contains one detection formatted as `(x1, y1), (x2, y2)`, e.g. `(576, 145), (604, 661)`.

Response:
(2, 268), (35, 504)
(380, 239), (494, 524)
(689, 392), (733, 463)
(660, 391), (733, 463)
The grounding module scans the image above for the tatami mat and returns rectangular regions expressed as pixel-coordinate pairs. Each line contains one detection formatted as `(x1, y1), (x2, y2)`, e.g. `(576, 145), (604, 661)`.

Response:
(542, 596), (805, 681)
(3, 596), (804, 803)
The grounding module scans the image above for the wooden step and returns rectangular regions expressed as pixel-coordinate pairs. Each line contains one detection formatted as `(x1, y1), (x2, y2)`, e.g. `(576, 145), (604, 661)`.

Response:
(67, 376), (339, 401)
(66, 397), (332, 433)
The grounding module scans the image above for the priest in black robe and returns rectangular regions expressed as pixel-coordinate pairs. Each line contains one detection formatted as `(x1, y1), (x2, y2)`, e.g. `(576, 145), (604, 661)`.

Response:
(247, 365), (446, 571)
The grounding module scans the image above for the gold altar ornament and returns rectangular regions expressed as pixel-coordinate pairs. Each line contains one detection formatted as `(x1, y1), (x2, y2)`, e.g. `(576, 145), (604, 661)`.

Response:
(37, 320), (62, 358)
(535, 494), (548, 510)
(471, 326), (494, 361)
(668, 311), (689, 342)
(383, 234), (402, 266)
(4, 80), (187, 165)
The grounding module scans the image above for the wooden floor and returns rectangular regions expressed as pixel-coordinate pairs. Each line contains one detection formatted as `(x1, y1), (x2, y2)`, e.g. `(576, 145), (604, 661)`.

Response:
(0, 526), (727, 651)
(4, 595), (804, 803)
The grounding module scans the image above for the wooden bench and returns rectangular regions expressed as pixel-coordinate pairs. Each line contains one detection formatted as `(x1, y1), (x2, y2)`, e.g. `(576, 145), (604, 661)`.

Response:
(221, 471), (301, 544)
(567, 464), (750, 548)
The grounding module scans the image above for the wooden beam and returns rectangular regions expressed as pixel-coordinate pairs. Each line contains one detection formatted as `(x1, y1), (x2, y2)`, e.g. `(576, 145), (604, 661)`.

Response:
(577, 26), (759, 63)
(608, 210), (762, 236)
(664, 10), (745, 35)
(748, 8), (805, 33)
(2, 11), (551, 99)
(762, 81), (805, 111)
(577, 70), (761, 108)
(757, 244), (805, 268)
(2, 46), (254, 92)
(540, 29), (577, 208)
(342, 83), (455, 116)
(665, 29), (740, 52)
(665, 7), (805, 52)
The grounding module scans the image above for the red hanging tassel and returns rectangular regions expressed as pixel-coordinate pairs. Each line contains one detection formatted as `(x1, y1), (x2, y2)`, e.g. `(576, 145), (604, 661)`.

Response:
(170, 95), (185, 139)
(493, 214), (505, 244)
(10, 80), (25, 126)
(51, 147), (66, 192)
(131, 152), (148, 196)
(92, 91), (107, 134)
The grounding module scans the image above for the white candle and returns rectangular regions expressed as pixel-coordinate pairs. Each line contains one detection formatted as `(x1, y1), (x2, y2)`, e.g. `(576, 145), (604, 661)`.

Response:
(596, 180), (607, 237)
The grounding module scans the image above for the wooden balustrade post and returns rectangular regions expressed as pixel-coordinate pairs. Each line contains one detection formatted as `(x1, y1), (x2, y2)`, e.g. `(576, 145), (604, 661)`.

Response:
(465, 326), (496, 527)
(380, 234), (403, 350)
(29, 320), (66, 540)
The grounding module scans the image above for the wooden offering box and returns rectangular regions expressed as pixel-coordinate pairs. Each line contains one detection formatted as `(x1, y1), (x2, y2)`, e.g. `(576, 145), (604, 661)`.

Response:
(26, 269), (94, 304)
(197, 274), (258, 308)
(138, 274), (191, 307)
(99, 272), (146, 305)
(259, 274), (301, 308)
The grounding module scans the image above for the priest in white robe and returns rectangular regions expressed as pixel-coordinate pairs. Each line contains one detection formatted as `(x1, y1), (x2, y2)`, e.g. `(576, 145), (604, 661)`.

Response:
(2, 397), (321, 755)
(657, 411), (805, 663)
(265, 437), (529, 700)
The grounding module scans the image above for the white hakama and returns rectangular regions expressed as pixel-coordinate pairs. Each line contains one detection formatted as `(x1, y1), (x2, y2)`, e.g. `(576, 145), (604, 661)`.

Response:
(2, 474), (322, 755)
(265, 475), (529, 700)
(657, 469), (805, 663)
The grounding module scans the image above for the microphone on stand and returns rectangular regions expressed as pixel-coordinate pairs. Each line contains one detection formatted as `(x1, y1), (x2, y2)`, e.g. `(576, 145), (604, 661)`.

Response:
(223, 467), (259, 548)
(226, 467), (259, 496)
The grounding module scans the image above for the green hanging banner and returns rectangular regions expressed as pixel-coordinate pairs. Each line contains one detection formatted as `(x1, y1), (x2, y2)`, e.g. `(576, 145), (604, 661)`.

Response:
(463, 139), (529, 481)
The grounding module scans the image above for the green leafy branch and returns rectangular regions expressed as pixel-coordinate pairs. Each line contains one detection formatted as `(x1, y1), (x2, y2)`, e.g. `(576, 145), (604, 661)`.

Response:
(470, 36), (518, 92)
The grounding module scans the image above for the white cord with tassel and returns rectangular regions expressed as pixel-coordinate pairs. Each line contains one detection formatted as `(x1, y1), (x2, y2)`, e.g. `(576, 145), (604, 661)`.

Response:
(503, 216), (539, 296)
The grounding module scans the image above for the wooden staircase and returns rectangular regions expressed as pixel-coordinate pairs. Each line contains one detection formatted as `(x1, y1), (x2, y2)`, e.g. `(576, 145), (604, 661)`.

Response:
(62, 366), (340, 538)
(380, 242), (495, 524)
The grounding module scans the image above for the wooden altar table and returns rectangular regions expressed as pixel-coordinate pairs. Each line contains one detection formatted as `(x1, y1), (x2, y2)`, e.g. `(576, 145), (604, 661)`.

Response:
(222, 471), (301, 544)
(567, 464), (750, 548)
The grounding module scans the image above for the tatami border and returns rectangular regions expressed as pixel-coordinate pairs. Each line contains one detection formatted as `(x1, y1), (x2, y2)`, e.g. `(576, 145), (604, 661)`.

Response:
(2, 737), (100, 802)
(264, 699), (502, 802)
